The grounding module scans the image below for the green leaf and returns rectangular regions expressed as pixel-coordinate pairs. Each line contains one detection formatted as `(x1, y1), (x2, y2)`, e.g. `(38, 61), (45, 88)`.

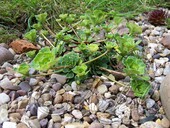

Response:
(114, 34), (139, 56)
(40, 30), (48, 36)
(105, 41), (115, 50)
(32, 23), (42, 30)
(30, 47), (56, 71)
(59, 14), (68, 21)
(131, 79), (151, 98)
(17, 63), (30, 75)
(88, 44), (99, 53)
(114, 16), (124, 26)
(72, 64), (88, 77)
(24, 29), (37, 43)
(127, 22), (142, 36)
(122, 56), (146, 76)
(26, 50), (36, 59)
(57, 52), (81, 67)
(35, 12), (47, 23)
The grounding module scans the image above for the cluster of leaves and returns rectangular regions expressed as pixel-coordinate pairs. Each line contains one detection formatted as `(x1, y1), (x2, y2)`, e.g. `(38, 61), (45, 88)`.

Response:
(17, 10), (150, 98)
(24, 13), (48, 43)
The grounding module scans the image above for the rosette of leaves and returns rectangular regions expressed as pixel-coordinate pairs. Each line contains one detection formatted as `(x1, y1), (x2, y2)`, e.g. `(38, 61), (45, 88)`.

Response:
(114, 34), (140, 56)
(148, 9), (168, 25)
(30, 47), (56, 71)
(56, 52), (81, 78)
(72, 64), (89, 83)
(17, 63), (30, 75)
(122, 56), (146, 76)
(130, 79), (151, 98)
(126, 22), (142, 36)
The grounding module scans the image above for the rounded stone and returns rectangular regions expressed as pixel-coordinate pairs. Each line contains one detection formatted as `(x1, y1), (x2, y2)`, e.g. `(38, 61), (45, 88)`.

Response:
(0, 93), (10, 105)
(139, 121), (162, 128)
(97, 84), (108, 94)
(89, 122), (104, 128)
(161, 116), (170, 128)
(72, 110), (83, 119)
(160, 74), (170, 120)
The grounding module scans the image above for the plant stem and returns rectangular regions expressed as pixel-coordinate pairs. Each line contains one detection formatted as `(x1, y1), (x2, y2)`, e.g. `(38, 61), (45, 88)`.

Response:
(83, 50), (109, 65)
(41, 33), (55, 47)
(68, 24), (81, 40)
(44, 24), (55, 37)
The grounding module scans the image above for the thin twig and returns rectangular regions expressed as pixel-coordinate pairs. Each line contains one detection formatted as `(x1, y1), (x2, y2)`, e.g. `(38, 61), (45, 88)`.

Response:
(99, 67), (126, 78)
(41, 33), (55, 47)
(83, 50), (109, 65)
(68, 24), (81, 40)
(44, 24), (55, 37)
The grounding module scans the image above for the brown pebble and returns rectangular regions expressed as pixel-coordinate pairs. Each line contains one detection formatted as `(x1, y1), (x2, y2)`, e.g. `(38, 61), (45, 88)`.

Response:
(41, 93), (52, 102)
(83, 116), (92, 123)
(109, 85), (119, 94)
(89, 94), (98, 104)
(62, 93), (74, 102)
(97, 112), (110, 119)
(161, 35), (170, 49)
(18, 98), (29, 109)
(131, 107), (140, 122)
(9, 113), (21, 123)
(17, 123), (28, 128)
(54, 94), (63, 104)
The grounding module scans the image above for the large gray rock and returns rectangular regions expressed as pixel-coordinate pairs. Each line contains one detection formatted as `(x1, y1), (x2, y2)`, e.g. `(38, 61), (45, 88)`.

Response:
(0, 46), (14, 64)
(160, 74), (170, 120)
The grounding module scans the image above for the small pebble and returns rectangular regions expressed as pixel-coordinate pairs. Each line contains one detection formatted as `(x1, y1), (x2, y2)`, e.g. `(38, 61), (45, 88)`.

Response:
(72, 110), (83, 119)
(97, 84), (108, 94)
(2, 122), (17, 128)
(0, 93), (10, 105)
(161, 116), (170, 128)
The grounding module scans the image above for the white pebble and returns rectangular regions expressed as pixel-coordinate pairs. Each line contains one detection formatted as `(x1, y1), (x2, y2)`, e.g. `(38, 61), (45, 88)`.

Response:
(2, 122), (17, 128)
(0, 93), (10, 105)
(97, 84), (108, 94)
(72, 110), (82, 119)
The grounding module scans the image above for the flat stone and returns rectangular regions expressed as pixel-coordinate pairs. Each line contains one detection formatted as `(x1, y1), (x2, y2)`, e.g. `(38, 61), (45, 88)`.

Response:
(89, 122), (104, 128)
(161, 35), (170, 49)
(72, 110), (83, 119)
(51, 74), (67, 84)
(139, 121), (162, 128)
(0, 104), (8, 124)
(19, 81), (31, 92)
(0, 77), (20, 90)
(18, 98), (29, 109)
(0, 93), (10, 105)
(17, 123), (28, 128)
(65, 122), (89, 128)
(97, 84), (108, 94)
(160, 116), (170, 128)
(160, 74), (170, 120)
(9, 113), (21, 123)
(0, 46), (14, 64)
(2, 122), (17, 128)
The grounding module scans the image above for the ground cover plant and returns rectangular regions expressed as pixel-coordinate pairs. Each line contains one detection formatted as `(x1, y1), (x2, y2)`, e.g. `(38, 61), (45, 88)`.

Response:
(0, 0), (169, 43)
(16, 10), (151, 98)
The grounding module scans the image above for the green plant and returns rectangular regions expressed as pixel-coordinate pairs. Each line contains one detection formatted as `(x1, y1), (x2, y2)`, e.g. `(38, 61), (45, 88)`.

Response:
(30, 47), (56, 71)
(17, 10), (151, 97)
